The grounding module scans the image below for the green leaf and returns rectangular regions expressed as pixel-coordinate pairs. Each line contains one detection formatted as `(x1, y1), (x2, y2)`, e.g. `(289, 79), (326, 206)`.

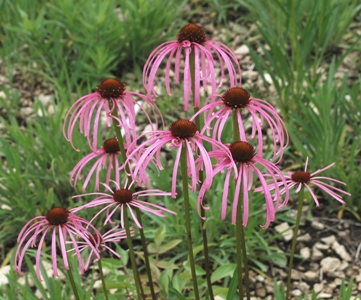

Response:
(211, 263), (236, 283)
(158, 239), (182, 254)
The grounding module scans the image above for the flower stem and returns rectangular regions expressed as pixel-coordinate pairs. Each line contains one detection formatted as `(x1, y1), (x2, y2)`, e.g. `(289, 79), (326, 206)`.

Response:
(233, 108), (250, 299)
(66, 268), (80, 300)
(136, 207), (157, 299)
(97, 259), (109, 300)
(110, 108), (144, 300)
(123, 207), (144, 300)
(235, 181), (250, 300)
(180, 143), (200, 300)
(286, 187), (304, 300)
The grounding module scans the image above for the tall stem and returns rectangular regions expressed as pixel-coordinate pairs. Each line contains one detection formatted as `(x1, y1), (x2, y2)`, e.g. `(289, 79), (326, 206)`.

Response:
(180, 143), (200, 300)
(110, 109), (145, 300)
(97, 259), (109, 300)
(232, 108), (250, 299)
(286, 187), (304, 300)
(66, 268), (80, 300)
(123, 207), (143, 300)
(190, 46), (214, 298)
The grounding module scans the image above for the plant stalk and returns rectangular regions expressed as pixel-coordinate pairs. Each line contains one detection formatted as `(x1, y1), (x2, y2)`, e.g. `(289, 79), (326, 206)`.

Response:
(286, 187), (304, 300)
(180, 143), (200, 300)
(97, 259), (109, 300)
(66, 268), (80, 300)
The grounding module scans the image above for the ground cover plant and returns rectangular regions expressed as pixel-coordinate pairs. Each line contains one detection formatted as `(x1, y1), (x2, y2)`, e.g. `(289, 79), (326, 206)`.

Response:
(0, 0), (360, 299)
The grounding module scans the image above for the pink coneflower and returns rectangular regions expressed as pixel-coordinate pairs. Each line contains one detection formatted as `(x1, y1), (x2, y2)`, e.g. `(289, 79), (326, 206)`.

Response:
(70, 138), (124, 191)
(71, 180), (176, 228)
(63, 78), (161, 151)
(127, 119), (231, 198)
(268, 157), (350, 205)
(192, 87), (288, 160)
(143, 24), (241, 111)
(68, 226), (131, 269)
(14, 207), (101, 281)
(201, 141), (289, 228)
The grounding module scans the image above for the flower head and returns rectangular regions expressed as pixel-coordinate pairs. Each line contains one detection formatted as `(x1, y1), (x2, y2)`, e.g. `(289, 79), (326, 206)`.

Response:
(14, 207), (101, 281)
(192, 87), (288, 161)
(269, 157), (350, 205)
(71, 180), (176, 228)
(127, 119), (231, 198)
(63, 78), (161, 151)
(201, 141), (289, 228)
(70, 138), (126, 191)
(143, 24), (242, 111)
(68, 226), (131, 269)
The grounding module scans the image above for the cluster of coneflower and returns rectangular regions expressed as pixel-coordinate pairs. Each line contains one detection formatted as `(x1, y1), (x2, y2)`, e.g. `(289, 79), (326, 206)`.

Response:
(14, 24), (350, 300)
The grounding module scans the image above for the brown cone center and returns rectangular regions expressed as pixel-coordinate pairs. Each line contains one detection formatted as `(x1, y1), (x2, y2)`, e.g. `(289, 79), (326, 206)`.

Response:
(229, 141), (255, 163)
(103, 138), (120, 153)
(177, 24), (207, 44)
(46, 207), (69, 225)
(113, 189), (133, 204)
(222, 87), (251, 109)
(96, 78), (126, 98)
(170, 120), (198, 139)
(291, 171), (311, 184)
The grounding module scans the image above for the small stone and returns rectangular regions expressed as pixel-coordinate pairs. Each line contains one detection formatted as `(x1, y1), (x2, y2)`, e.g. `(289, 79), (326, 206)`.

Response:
(311, 221), (325, 230)
(314, 242), (329, 250)
(358, 282), (361, 291)
(334, 278), (343, 286)
(38, 93), (52, 106)
(311, 246), (324, 261)
(303, 270), (319, 282)
(255, 274), (265, 282)
(291, 269), (301, 280)
(300, 247), (311, 259)
(264, 73), (273, 85)
(234, 44), (249, 56)
(318, 293), (332, 298)
(291, 289), (302, 296)
(320, 257), (341, 274)
(297, 233), (312, 242)
(313, 282), (324, 293)
(321, 235), (336, 245)
(332, 241), (352, 261)
(274, 222), (293, 241)
(298, 282), (310, 292)
(0, 265), (10, 285)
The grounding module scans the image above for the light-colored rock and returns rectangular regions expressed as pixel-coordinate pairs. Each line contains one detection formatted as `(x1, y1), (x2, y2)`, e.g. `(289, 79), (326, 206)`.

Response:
(234, 44), (250, 56)
(321, 235), (336, 245)
(303, 270), (319, 282)
(332, 241), (352, 261)
(313, 282), (324, 293)
(0, 265), (10, 286)
(314, 242), (329, 251)
(311, 221), (325, 230)
(358, 282), (361, 291)
(320, 257), (341, 274)
(300, 247), (311, 259)
(38, 93), (52, 106)
(274, 222), (293, 241)
(311, 246), (324, 261)
(291, 289), (302, 296)
(297, 233), (312, 242)
(255, 274), (265, 282)
(318, 293), (332, 298)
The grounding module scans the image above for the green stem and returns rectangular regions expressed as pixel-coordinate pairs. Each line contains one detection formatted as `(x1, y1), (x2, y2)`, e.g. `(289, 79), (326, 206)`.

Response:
(136, 207), (157, 300)
(124, 207), (143, 300)
(232, 108), (250, 299)
(110, 106), (144, 300)
(191, 45), (214, 299)
(286, 187), (304, 300)
(180, 143), (200, 300)
(235, 181), (250, 300)
(66, 268), (80, 300)
(97, 259), (109, 300)
(232, 108), (240, 142)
